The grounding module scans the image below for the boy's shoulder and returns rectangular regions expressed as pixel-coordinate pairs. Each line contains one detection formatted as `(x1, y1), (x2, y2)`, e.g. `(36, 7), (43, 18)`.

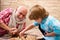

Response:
(48, 15), (60, 21)
(46, 15), (60, 24)
(47, 15), (57, 21)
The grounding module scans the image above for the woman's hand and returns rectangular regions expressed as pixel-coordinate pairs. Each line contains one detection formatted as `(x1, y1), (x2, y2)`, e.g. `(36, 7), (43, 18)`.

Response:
(9, 28), (18, 35)
(12, 28), (18, 35)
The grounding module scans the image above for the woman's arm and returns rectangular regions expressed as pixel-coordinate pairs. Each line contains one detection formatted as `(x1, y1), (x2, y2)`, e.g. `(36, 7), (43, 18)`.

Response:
(0, 22), (18, 35)
(0, 22), (11, 31)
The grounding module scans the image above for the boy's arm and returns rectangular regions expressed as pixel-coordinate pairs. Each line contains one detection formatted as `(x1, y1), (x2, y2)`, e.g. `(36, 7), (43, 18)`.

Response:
(19, 24), (35, 37)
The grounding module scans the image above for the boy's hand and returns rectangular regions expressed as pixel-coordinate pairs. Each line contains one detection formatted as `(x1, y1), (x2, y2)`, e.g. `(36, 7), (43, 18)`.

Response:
(45, 32), (55, 37)
(19, 31), (25, 37)
(45, 32), (50, 36)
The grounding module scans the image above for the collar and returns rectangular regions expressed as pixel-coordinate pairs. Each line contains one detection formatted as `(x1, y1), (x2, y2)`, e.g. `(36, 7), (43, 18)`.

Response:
(41, 16), (48, 24)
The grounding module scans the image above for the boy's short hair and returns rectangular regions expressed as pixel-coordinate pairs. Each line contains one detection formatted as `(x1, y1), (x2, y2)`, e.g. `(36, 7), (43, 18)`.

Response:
(29, 5), (49, 20)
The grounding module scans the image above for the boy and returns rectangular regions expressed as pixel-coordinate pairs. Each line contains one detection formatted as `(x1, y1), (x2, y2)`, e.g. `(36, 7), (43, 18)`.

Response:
(20, 5), (60, 40)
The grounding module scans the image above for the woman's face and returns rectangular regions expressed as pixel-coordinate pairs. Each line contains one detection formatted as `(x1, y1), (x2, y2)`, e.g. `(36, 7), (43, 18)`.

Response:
(17, 12), (26, 19)
(35, 18), (42, 24)
(16, 8), (27, 20)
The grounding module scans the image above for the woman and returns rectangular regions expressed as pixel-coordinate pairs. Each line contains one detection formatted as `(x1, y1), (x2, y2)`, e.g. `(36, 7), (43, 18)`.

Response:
(0, 6), (27, 37)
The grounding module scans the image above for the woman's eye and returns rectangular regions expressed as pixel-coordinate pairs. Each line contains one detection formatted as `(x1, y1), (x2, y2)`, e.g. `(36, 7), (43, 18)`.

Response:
(19, 12), (26, 17)
(20, 12), (22, 15)
(22, 14), (25, 16)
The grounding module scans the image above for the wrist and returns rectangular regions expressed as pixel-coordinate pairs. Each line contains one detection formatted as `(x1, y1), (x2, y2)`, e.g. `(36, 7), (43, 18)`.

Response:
(7, 28), (11, 32)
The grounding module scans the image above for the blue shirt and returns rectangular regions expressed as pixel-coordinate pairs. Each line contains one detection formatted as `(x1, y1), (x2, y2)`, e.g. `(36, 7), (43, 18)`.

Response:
(33, 15), (60, 40)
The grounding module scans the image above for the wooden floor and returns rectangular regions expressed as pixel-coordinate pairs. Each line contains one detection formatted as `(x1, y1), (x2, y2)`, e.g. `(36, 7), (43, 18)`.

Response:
(0, 35), (36, 40)
(0, 27), (44, 40)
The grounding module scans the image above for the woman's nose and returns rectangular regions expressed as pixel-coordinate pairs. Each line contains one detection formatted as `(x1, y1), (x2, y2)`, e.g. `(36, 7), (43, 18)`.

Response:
(20, 15), (23, 18)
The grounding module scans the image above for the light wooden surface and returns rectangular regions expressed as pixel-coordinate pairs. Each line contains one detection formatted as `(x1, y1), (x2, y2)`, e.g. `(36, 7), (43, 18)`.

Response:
(0, 27), (44, 40)
(25, 27), (44, 39)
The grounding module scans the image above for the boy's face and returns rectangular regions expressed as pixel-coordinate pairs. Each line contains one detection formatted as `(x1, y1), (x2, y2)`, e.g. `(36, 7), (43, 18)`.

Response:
(35, 18), (42, 23)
